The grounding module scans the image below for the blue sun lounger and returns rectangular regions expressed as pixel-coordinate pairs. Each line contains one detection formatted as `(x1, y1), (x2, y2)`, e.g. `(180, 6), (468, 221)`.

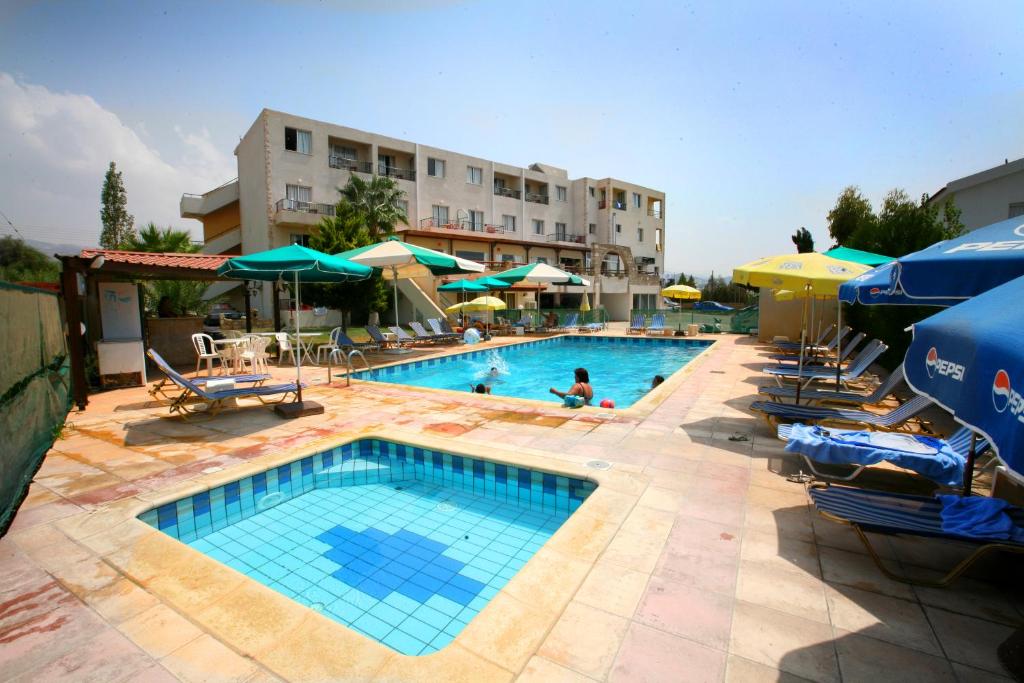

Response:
(808, 483), (1024, 586)
(763, 341), (887, 388)
(759, 365), (905, 405)
(750, 393), (933, 432)
(768, 332), (866, 366)
(427, 318), (461, 342)
(777, 423), (987, 486)
(774, 324), (846, 352)
(147, 349), (301, 420)
(628, 313), (646, 334)
(645, 313), (666, 335)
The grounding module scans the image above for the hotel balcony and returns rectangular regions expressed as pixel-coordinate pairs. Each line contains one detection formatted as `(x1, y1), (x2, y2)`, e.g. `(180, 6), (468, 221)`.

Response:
(493, 185), (521, 199)
(274, 198), (335, 227)
(547, 232), (587, 245)
(379, 164), (416, 181)
(648, 208), (663, 218)
(417, 218), (513, 235)
(329, 156), (372, 173)
(524, 192), (549, 205)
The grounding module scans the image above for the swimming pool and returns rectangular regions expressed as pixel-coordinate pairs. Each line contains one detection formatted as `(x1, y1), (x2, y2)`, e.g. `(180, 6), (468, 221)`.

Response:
(357, 336), (713, 408)
(138, 438), (595, 656)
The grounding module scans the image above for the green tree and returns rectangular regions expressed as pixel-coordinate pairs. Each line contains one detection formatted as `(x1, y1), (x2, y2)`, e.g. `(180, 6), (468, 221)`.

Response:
(827, 186), (874, 247)
(687, 275), (697, 287)
(125, 223), (198, 253)
(676, 271), (688, 285)
(338, 174), (409, 239)
(848, 189), (964, 257)
(0, 236), (60, 283)
(124, 223), (209, 315)
(307, 202), (388, 326)
(791, 227), (815, 253)
(99, 162), (134, 249)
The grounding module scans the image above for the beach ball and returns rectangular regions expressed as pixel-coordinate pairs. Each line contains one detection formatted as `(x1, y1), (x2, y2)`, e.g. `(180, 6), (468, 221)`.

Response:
(463, 327), (481, 345)
(600, 398), (615, 409)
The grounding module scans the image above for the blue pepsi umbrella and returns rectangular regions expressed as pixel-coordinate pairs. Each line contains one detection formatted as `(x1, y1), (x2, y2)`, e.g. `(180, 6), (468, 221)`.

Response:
(904, 274), (1024, 483)
(895, 216), (1024, 301)
(839, 262), (961, 307)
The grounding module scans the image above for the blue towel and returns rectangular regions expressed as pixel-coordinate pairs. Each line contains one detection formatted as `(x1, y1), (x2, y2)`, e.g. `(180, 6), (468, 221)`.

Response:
(938, 495), (1024, 542)
(784, 424), (964, 487)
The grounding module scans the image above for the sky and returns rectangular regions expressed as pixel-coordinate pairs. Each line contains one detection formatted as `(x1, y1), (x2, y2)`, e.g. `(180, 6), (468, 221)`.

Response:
(0, 0), (1021, 276)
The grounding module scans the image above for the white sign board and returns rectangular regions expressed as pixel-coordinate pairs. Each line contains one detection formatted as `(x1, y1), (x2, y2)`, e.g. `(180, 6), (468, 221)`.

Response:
(99, 282), (142, 340)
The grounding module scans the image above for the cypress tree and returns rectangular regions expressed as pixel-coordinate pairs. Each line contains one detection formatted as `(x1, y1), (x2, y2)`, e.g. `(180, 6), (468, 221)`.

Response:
(100, 162), (135, 249)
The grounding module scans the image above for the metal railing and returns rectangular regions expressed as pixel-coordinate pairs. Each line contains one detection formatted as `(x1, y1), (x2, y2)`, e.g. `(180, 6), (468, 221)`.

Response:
(613, 200), (627, 210)
(648, 208), (663, 218)
(493, 186), (521, 199)
(417, 218), (513, 234)
(379, 165), (416, 181)
(548, 233), (587, 244)
(275, 198), (336, 216)
(524, 192), (549, 205)
(329, 156), (372, 173)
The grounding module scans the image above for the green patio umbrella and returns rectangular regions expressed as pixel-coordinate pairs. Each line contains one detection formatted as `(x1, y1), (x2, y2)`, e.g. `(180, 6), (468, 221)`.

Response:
(824, 246), (894, 267)
(217, 244), (372, 417)
(493, 262), (590, 315)
(473, 276), (513, 290)
(336, 237), (484, 324)
(438, 278), (488, 307)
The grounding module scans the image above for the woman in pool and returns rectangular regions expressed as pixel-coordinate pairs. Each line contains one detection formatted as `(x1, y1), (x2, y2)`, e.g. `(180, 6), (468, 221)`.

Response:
(550, 367), (593, 406)
(469, 382), (491, 394)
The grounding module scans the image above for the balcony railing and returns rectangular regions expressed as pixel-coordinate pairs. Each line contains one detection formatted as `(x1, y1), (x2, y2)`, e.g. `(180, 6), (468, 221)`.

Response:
(275, 198), (336, 216)
(493, 186), (521, 199)
(379, 165), (416, 181)
(598, 199), (607, 209)
(417, 218), (513, 234)
(524, 192), (549, 205)
(547, 233), (587, 245)
(648, 208), (663, 218)
(329, 156), (372, 173)
(613, 200), (627, 210)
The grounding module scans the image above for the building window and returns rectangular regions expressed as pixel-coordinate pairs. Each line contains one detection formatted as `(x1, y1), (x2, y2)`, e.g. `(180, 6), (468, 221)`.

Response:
(534, 256), (548, 264)
(432, 205), (449, 226)
(532, 219), (544, 235)
(632, 192), (641, 208)
(588, 223), (597, 234)
(290, 233), (310, 247)
(285, 184), (312, 206)
(396, 199), (408, 218)
(285, 127), (311, 154)
(466, 166), (482, 185)
(589, 187), (595, 197)
(427, 158), (446, 178)
(456, 250), (486, 261)
(555, 222), (567, 240)
(501, 253), (517, 263)
(1010, 202), (1024, 218)
(637, 228), (644, 242)
(469, 210), (484, 230)
(556, 186), (567, 202)
(502, 215), (516, 232)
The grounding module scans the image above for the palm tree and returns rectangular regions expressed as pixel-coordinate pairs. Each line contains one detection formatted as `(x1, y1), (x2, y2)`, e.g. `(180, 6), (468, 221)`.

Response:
(125, 223), (198, 253)
(338, 175), (409, 239)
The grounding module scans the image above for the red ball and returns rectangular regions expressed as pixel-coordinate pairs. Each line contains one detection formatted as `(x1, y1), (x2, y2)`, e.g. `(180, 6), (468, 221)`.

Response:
(599, 399), (615, 409)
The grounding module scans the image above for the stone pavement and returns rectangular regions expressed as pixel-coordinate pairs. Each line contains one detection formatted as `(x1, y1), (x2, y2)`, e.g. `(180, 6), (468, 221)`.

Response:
(1, 333), (1020, 681)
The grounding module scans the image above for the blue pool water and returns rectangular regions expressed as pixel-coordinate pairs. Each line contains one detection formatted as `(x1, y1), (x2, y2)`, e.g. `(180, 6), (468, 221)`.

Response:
(358, 336), (713, 408)
(139, 439), (595, 656)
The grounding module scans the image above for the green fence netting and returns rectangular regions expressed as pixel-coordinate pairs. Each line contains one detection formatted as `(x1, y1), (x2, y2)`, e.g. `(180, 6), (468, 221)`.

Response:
(0, 281), (72, 537)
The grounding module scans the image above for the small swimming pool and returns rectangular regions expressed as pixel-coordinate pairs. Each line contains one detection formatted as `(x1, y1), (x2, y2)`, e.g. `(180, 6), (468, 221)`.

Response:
(138, 439), (595, 656)
(356, 336), (713, 408)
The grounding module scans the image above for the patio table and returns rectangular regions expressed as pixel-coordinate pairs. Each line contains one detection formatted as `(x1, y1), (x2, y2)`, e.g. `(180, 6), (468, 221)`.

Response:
(254, 331), (321, 365)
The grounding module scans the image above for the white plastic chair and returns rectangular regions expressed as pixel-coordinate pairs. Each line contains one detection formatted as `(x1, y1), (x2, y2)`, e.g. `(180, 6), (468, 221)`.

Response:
(238, 335), (270, 375)
(317, 327), (342, 364)
(275, 332), (295, 366)
(191, 333), (220, 376)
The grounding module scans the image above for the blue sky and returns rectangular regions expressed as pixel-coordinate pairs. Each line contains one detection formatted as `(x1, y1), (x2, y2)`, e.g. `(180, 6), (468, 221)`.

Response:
(0, 0), (1021, 275)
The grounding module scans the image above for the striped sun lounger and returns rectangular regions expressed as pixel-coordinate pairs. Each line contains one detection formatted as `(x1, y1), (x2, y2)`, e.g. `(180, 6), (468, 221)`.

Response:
(759, 365), (905, 405)
(763, 341), (887, 388)
(808, 483), (1024, 586)
(749, 394), (933, 432)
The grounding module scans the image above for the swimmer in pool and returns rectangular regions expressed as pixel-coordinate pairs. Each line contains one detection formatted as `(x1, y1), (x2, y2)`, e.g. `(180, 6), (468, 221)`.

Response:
(470, 383), (491, 394)
(650, 375), (665, 390)
(550, 367), (593, 405)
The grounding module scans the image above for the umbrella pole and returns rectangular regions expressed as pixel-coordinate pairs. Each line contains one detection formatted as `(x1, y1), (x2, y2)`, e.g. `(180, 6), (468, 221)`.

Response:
(393, 265), (400, 326)
(294, 270), (303, 404)
(795, 285), (810, 404)
(963, 433), (977, 496)
(835, 297), (842, 390)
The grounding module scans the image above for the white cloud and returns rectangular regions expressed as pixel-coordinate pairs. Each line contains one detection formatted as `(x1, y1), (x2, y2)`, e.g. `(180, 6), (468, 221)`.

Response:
(0, 73), (235, 247)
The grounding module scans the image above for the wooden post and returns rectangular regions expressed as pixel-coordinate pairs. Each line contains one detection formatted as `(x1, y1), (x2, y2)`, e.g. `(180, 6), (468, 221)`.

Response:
(60, 267), (88, 410)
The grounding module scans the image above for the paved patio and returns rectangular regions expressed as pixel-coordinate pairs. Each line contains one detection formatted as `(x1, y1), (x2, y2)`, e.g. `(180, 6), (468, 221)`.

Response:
(1, 332), (1020, 681)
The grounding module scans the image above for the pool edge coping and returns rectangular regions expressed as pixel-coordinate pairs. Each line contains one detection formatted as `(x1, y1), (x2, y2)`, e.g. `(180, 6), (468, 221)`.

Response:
(68, 426), (647, 681)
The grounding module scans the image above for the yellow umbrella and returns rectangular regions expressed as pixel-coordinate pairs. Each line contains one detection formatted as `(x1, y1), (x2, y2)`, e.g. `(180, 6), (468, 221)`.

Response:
(445, 301), (469, 313)
(580, 292), (591, 312)
(462, 296), (506, 332)
(733, 253), (870, 296)
(661, 284), (702, 300)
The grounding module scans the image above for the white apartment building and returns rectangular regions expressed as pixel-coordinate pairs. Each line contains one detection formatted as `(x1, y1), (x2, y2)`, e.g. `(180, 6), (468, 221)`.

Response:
(181, 109), (666, 321)
(927, 156), (1024, 231)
